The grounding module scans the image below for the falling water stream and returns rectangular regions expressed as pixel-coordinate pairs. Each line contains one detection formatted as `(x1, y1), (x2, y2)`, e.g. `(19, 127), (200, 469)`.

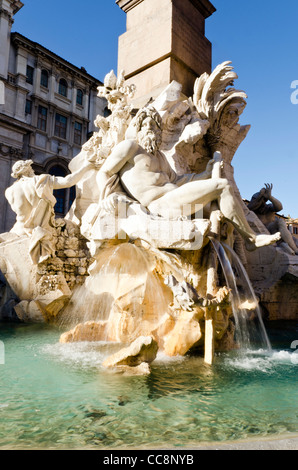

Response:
(211, 239), (271, 351)
(222, 241), (272, 351)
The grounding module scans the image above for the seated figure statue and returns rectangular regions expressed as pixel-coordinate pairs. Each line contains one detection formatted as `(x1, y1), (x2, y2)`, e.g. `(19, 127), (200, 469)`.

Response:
(92, 106), (280, 251)
(5, 159), (94, 264)
(248, 183), (298, 255)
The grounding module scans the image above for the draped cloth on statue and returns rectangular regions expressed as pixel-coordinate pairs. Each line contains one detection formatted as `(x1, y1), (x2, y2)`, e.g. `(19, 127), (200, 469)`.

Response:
(81, 169), (211, 253)
(25, 175), (58, 265)
(8, 174), (59, 265)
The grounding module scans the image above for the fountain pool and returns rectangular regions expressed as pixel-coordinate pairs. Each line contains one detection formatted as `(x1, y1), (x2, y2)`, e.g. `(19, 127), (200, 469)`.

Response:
(0, 322), (297, 449)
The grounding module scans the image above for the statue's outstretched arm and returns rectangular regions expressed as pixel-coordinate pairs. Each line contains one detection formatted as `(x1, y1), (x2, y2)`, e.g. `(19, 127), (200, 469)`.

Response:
(267, 197), (283, 213)
(52, 161), (94, 189)
(51, 138), (138, 190)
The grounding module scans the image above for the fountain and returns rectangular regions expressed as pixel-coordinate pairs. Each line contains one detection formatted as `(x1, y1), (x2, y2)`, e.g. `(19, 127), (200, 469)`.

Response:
(0, 62), (285, 373)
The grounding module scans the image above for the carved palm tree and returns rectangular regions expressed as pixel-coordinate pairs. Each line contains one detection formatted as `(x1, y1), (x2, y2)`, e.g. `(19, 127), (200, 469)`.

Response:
(193, 61), (250, 159)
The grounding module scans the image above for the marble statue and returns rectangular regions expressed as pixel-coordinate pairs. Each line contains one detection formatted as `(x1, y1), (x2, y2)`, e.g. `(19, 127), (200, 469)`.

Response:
(248, 183), (298, 255)
(5, 159), (94, 264)
(86, 105), (280, 252)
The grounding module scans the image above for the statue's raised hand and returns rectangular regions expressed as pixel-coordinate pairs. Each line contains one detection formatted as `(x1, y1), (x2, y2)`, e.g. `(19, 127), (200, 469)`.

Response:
(263, 183), (273, 199)
(100, 193), (121, 214)
(100, 193), (132, 215)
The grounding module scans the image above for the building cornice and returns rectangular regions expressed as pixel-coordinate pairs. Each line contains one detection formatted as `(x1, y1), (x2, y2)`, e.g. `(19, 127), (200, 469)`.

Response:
(0, 6), (13, 24)
(189, 0), (216, 18)
(116, 0), (216, 17)
(10, 1), (24, 15)
(0, 112), (35, 133)
(11, 32), (103, 88)
(0, 1), (23, 22)
(116, 0), (144, 13)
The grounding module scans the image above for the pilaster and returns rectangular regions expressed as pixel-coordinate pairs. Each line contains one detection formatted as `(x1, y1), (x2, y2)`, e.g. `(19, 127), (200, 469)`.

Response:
(0, 1), (23, 79)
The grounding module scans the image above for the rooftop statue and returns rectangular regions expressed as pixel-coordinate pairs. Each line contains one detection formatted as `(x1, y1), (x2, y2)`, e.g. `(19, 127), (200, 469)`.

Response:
(248, 183), (298, 255)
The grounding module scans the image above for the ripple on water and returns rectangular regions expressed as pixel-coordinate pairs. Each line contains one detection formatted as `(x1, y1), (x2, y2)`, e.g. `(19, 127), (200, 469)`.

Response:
(41, 340), (125, 370)
(223, 348), (298, 372)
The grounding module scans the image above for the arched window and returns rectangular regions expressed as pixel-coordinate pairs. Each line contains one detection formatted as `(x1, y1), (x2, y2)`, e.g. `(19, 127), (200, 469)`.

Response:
(58, 78), (68, 97)
(76, 89), (83, 105)
(40, 69), (49, 88)
(48, 164), (76, 216)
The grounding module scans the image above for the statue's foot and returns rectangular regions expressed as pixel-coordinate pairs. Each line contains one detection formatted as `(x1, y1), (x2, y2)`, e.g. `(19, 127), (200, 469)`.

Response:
(245, 232), (281, 251)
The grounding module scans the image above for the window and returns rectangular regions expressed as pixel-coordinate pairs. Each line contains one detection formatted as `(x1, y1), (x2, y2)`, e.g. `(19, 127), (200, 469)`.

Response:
(69, 185), (76, 208)
(294, 227), (298, 235)
(48, 165), (76, 215)
(25, 99), (32, 114)
(54, 113), (67, 139)
(76, 89), (83, 105)
(37, 105), (47, 131)
(48, 165), (66, 215)
(26, 65), (34, 84)
(58, 78), (68, 97)
(74, 122), (82, 145)
(40, 69), (49, 88)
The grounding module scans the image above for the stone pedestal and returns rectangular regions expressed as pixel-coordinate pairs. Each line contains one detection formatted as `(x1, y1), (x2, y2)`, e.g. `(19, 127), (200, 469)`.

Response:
(0, 235), (71, 322)
(117, 0), (216, 107)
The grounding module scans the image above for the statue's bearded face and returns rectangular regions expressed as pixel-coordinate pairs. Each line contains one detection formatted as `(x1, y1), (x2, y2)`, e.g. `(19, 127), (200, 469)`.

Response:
(138, 117), (162, 154)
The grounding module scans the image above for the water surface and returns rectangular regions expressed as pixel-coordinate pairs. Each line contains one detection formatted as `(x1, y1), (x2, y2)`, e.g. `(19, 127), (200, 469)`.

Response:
(0, 322), (297, 449)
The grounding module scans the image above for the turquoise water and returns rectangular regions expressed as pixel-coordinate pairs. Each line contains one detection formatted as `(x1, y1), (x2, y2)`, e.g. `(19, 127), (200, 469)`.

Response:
(0, 322), (297, 449)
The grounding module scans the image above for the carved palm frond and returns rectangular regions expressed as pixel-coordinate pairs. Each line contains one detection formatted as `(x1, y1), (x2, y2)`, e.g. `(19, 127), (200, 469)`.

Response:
(193, 61), (247, 128)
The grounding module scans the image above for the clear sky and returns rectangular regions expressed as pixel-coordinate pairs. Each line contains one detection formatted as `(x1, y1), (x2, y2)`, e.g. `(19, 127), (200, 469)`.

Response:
(11, 0), (298, 218)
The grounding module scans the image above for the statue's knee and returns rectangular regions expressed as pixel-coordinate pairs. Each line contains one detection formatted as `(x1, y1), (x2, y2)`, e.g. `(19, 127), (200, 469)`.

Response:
(277, 219), (287, 229)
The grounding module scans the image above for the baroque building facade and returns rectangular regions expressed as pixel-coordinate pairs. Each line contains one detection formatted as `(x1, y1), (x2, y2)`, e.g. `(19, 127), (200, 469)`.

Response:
(287, 218), (298, 240)
(0, 0), (105, 232)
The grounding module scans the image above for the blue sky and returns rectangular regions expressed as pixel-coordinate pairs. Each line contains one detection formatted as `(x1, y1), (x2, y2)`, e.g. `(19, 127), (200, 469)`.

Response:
(12, 0), (298, 218)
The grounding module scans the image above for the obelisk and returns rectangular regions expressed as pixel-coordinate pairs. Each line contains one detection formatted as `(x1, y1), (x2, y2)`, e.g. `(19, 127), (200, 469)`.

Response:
(116, 0), (216, 107)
